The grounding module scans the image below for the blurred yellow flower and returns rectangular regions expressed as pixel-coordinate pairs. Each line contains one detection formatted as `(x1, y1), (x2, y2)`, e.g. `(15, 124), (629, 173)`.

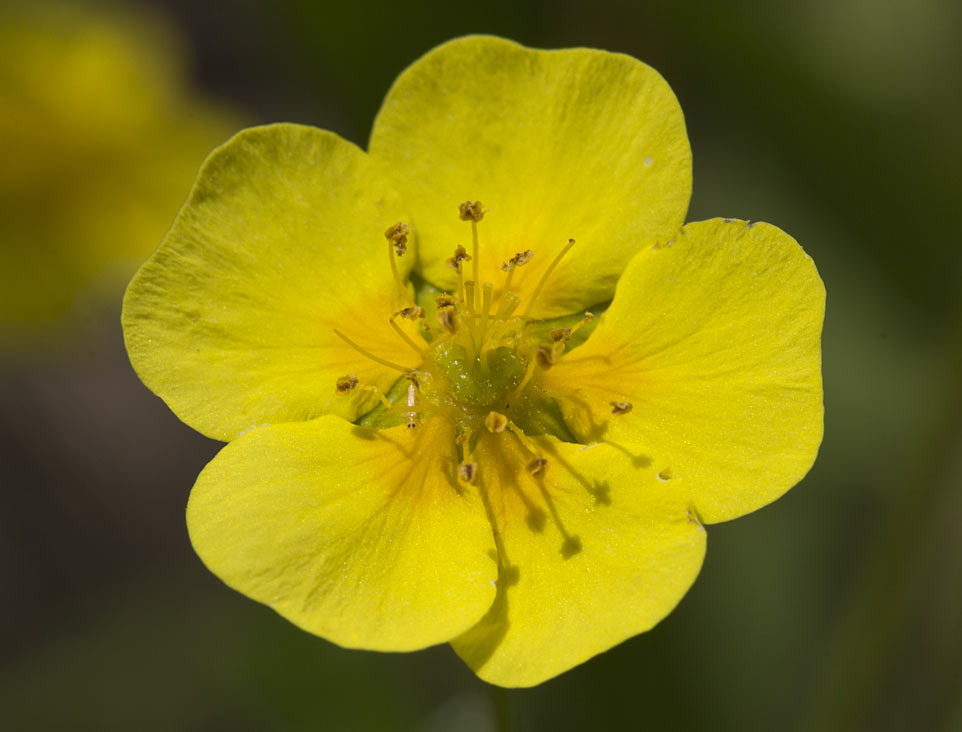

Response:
(123, 36), (824, 687)
(0, 3), (236, 340)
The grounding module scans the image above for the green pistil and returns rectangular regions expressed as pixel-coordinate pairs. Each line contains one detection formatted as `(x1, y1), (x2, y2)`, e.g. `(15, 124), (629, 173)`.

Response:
(432, 342), (526, 410)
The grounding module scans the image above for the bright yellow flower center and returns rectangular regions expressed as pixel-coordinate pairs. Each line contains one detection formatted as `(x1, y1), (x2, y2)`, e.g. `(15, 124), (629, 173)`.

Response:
(336, 200), (619, 485)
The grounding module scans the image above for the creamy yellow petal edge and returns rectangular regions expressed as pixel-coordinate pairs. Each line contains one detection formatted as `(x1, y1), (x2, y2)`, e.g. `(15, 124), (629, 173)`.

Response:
(188, 415), (497, 651)
(451, 432), (705, 687)
(542, 218), (825, 524)
(369, 35), (691, 318)
(122, 123), (419, 442)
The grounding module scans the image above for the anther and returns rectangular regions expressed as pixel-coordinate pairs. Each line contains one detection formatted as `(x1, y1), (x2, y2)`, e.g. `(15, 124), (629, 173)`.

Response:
(435, 295), (457, 309)
(438, 306), (460, 334)
(447, 245), (471, 304)
(535, 344), (556, 369)
(445, 245), (472, 270)
(455, 433), (468, 446)
(484, 411), (508, 433)
(335, 374), (359, 394)
(527, 457), (548, 477)
(551, 310), (595, 343)
(610, 401), (633, 415)
(384, 222), (410, 256)
(458, 200), (485, 222)
(459, 462), (479, 485)
(500, 250), (534, 271)
(394, 306), (425, 321)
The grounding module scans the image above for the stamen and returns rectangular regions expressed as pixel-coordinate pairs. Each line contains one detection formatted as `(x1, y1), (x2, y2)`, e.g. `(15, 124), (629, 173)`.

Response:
(458, 200), (484, 311)
(610, 401), (633, 415)
(508, 356), (537, 400)
(558, 311), (595, 342)
(437, 306), (460, 334)
(479, 282), (494, 346)
(335, 374), (359, 394)
(384, 221), (410, 256)
(459, 462), (478, 485)
(498, 250), (533, 311)
(395, 306), (425, 321)
(458, 201), (485, 223)
(549, 312), (594, 343)
(359, 384), (396, 411)
(484, 411), (508, 433)
(398, 304), (442, 339)
(463, 281), (480, 343)
(384, 222), (414, 306)
(406, 382), (418, 429)
(424, 332), (455, 352)
(334, 328), (411, 373)
(522, 238), (576, 318)
(535, 344), (556, 369)
(446, 245), (471, 269)
(435, 295), (460, 335)
(500, 250), (533, 271)
(446, 245), (471, 304)
(357, 384), (437, 417)
(505, 417), (548, 452)
(527, 457), (548, 477)
(389, 311), (425, 356)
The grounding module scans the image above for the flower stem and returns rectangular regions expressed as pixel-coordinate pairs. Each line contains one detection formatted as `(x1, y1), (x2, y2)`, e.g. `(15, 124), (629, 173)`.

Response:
(491, 685), (516, 732)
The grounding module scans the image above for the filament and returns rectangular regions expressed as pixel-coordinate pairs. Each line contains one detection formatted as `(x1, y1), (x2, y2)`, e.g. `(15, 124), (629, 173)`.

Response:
(334, 328), (410, 373)
(388, 313), (426, 356)
(471, 220), (480, 311)
(387, 241), (415, 307)
(522, 238), (576, 319)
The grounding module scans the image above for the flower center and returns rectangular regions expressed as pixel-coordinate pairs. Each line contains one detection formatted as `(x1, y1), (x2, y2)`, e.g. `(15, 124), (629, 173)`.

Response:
(335, 200), (610, 486)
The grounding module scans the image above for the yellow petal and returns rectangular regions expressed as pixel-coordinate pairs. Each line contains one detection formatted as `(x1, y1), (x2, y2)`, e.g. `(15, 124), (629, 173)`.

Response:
(451, 432), (705, 687)
(369, 36), (691, 318)
(123, 123), (420, 441)
(542, 218), (825, 523)
(187, 415), (497, 651)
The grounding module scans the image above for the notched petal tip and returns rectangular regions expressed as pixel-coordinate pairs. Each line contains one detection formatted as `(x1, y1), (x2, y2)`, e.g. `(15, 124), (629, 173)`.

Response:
(369, 36), (693, 317)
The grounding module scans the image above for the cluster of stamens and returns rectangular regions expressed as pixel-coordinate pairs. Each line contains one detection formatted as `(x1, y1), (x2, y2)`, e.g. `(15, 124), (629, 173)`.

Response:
(334, 201), (631, 487)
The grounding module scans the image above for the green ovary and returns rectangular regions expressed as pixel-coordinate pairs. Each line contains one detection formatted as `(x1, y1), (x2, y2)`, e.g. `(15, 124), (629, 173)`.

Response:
(433, 343), (525, 408)
(425, 340), (573, 442)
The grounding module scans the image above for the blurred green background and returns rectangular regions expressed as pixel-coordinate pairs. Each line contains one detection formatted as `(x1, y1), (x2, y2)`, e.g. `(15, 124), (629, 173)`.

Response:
(2, 0), (960, 730)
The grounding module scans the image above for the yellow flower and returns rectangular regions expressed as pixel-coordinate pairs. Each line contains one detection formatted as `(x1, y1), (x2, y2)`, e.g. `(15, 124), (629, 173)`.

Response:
(0, 3), (236, 338)
(122, 36), (824, 687)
